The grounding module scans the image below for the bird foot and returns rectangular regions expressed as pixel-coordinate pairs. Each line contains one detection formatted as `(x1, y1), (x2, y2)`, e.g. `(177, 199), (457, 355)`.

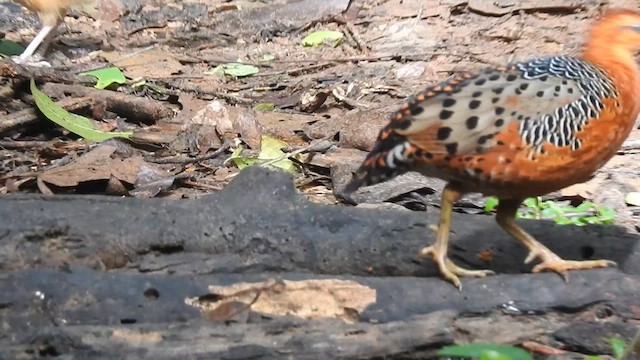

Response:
(526, 249), (616, 281)
(11, 55), (52, 68)
(419, 245), (495, 290)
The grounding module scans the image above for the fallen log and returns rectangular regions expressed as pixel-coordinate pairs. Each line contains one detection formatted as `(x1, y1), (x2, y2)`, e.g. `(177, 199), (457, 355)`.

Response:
(1, 167), (639, 358)
(1, 167), (638, 277)
(2, 268), (639, 359)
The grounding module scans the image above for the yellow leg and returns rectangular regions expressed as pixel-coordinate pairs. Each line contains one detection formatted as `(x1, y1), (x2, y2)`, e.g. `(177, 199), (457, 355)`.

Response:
(496, 199), (616, 280)
(419, 184), (495, 289)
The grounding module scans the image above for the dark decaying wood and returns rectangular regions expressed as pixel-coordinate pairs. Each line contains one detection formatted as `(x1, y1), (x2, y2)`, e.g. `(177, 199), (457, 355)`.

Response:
(1, 167), (639, 359)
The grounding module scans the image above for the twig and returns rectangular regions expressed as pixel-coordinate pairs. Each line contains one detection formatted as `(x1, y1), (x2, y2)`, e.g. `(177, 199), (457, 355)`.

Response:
(410, 0), (424, 33)
(332, 87), (374, 108)
(166, 81), (253, 105)
(0, 59), (96, 86)
(181, 179), (223, 191)
(147, 141), (231, 164)
(521, 341), (566, 355)
(0, 140), (48, 149)
(253, 62), (336, 77)
(259, 138), (334, 168)
(550, 211), (597, 218)
(67, 46), (159, 74)
(185, 51), (448, 68)
(341, 22), (368, 54)
(111, 45), (158, 66)
(127, 25), (168, 37)
(41, 83), (177, 123)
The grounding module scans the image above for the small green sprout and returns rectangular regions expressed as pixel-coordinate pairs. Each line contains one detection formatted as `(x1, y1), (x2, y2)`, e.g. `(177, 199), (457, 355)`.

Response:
(483, 197), (615, 226)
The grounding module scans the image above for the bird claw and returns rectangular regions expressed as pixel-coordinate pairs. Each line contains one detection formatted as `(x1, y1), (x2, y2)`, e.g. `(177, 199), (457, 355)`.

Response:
(419, 245), (495, 290)
(11, 55), (52, 68)
(528, 250), (617, 281)
(524, 250), (539, 264)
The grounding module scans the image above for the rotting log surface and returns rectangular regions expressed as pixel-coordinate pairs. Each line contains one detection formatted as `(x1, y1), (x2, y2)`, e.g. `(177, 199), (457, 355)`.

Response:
(1, 167), (639, 359)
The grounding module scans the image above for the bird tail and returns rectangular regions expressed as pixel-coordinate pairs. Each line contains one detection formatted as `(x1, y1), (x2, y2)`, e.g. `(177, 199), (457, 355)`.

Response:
(343, 131), (413, 193)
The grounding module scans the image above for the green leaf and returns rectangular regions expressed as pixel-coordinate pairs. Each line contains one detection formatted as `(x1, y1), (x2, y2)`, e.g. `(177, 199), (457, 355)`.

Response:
(553, 217), (573, 225)
(253, 103), (276, 111)
(230, 147), (260, 169)
(523, 198), (539, 209)
(598, 207), (616, 222)
(437, 343), (533, 360)
(258, 136), (300, 172)
(625, 192), (640, 206)
(583, 216), (600, 224)
(484, 197), (499, 213)
(543, 201), (562, 212)
(230, 135), (300, 173)
(574, 201), (594, 212)
(518, 212), (536, 219)
(517, 197), (616, 226)
(479, 351), (511, 360)
(30, 79), (132, 142)
(610, 337), (625, 359)
(301, 30), (344, 47)
(585, 356), (601, 360)
(206, 63), (259, 77)
(540, 207), (562, 218)
(79, 67), (126, 89)
(0, 39), (25, 57)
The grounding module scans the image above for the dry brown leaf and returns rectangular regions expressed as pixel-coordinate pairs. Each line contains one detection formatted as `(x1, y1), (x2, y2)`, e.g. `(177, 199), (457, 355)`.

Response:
(227, 107), (263, 149)
(101, 49), (183, 79)
(176, 101), (266, 150)
(39, 145), (146, 187)
(131, 163), (178, 198)
(560, 180), (601, 199)
(173, 92), (210, 126)
(307, 148), (367, 169)
(258, 111), (321, 145)
(106, 175), (128, 196)
(170, 100), (228, 154)
(186, 279), (376, 323)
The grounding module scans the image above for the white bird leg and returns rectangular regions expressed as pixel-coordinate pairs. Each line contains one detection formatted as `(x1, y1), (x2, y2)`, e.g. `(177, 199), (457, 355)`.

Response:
(19, 24), (54, 59)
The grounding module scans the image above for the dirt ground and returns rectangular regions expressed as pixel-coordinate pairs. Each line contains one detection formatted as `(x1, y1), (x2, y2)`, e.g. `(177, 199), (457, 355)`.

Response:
(0, 0), (640, 358)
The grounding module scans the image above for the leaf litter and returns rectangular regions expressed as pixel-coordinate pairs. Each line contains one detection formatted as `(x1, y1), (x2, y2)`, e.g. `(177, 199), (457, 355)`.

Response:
(0, 0), (637, 234)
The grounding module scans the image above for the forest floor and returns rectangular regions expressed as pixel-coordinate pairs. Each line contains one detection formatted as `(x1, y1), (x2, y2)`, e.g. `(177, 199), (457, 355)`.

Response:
(0, 0), (639, 359)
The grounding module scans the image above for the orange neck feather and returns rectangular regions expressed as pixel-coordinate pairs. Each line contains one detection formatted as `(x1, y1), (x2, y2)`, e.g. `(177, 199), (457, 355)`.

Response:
(581, 12), (640, 101)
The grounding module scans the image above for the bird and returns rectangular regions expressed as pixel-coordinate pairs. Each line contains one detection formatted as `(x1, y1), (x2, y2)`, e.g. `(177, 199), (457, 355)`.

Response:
(343, 9), (640, 289)
(11, 0), (88, 62)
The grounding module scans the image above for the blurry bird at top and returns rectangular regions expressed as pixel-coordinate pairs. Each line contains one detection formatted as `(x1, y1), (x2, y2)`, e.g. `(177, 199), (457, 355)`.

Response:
(11, 0), (90, 64)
